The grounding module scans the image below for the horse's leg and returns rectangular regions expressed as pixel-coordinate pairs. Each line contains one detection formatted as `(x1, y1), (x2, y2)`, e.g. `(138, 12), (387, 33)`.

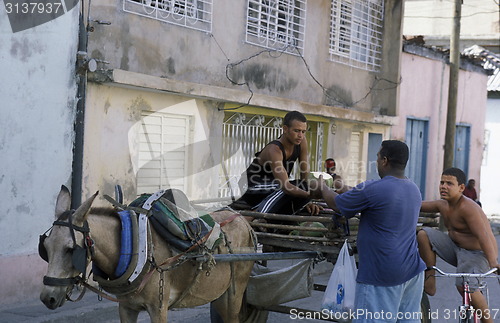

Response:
(146, 305), (168, 323)
(146, 299), (168, 323)
(212, 261), (254, 323)
(144, 277), (170, 323)
(118, 304), (140, 323)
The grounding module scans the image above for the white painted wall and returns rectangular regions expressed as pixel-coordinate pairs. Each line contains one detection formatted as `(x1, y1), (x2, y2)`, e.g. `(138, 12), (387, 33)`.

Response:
(0, 6), (79, 304)
(481, 98), (500, 216)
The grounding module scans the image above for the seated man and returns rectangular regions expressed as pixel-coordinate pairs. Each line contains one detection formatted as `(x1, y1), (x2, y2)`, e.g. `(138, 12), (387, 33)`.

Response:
(418, 167), (499, 323)
(230, 110), (319, 215)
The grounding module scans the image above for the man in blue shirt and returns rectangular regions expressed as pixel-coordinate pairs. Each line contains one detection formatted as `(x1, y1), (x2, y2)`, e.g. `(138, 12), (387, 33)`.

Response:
(312, 140), (426, 322)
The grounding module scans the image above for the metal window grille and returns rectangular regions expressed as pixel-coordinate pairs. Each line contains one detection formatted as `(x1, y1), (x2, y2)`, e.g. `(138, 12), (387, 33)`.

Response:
(329, 0), (384, 71)
(219, 112), (323, 198)
(123, 0), (213, 32)
(246, 0), (307, 54)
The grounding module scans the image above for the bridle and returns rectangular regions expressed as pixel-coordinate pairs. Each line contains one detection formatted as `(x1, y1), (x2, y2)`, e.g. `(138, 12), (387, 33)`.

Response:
(39, 210), (125, 303)
(39, 210), (94, 292)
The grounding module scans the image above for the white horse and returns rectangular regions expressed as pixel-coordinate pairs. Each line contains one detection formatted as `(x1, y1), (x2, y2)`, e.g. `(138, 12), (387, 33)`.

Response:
(40, 186), (256, 322)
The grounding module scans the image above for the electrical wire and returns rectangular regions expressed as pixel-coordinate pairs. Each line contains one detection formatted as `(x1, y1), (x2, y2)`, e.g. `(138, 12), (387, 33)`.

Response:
(213, 34), (402, 112)
(220, 45), (292, 111)
(292, 46), (348, 107)
(406, 10), (498, 19)
(209, 33), (230, 62)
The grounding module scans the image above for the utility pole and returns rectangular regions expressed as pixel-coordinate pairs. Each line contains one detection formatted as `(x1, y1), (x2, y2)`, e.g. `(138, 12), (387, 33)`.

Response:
(443, 0), (462, 170)
(72, 9), (88, 209)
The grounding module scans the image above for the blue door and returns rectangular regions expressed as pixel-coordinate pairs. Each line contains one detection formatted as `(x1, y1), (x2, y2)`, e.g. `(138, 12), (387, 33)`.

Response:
(405, 118), (429, 197)
(454, 125), (470, 177)
(367, 133), (383, 180)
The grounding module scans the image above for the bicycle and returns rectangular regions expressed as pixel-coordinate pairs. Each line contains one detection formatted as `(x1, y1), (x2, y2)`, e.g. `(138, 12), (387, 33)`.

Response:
(430, 266), (498, 323)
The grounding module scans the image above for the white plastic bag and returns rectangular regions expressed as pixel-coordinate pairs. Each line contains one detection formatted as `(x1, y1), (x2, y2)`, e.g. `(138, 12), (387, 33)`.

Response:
(322, 240), (357, 315)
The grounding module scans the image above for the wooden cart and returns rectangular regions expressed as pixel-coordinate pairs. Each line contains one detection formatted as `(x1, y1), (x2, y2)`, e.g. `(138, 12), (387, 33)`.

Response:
(192, 197), (439, 322)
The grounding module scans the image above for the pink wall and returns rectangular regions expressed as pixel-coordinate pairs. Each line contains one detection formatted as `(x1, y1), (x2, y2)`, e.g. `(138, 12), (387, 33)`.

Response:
(396, 52), (488, 200)
(0, 254), (47, 305)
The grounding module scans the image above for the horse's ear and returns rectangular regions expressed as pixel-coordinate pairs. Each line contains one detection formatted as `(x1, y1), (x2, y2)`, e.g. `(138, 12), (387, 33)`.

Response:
(73, 191), (99, 225)
(55, 185), (71, 219)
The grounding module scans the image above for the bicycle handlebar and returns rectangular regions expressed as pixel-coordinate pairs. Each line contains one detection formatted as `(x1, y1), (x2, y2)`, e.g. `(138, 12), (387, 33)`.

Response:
(431, 266), (498, 278)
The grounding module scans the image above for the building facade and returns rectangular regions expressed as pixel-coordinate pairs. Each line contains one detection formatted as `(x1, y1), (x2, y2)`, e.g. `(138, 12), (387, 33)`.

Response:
(82, 0), (402, 205)
(396, 43), (488, 199)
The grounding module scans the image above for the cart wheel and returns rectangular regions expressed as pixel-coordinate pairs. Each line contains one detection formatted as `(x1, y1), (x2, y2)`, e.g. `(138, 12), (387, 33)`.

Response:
(421, 292), (431, 323)
(210, 302), (223, 323)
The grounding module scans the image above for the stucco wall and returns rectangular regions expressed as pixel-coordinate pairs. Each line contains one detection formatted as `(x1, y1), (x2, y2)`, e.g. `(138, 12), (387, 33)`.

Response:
(85, 0), (396, 114)
(0, 6), (79, 304)
(396, 52), (488, 200)
(83, 83), (224, 205)
(481, 98), (500, 216)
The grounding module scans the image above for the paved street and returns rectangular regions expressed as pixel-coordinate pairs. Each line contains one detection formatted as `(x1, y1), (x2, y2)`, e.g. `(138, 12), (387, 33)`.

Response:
(2, 235), (500, 322)
(0, 259), (332, 323)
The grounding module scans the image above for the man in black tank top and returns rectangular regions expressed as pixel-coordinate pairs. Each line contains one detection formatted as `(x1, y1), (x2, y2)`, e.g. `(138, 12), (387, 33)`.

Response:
(230, 111), (320, 215)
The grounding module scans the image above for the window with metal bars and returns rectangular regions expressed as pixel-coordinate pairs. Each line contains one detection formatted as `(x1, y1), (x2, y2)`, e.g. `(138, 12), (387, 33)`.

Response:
(246, 0), (307, 54)
(123, 0), (213, 32)
(329, 0), (384, 71)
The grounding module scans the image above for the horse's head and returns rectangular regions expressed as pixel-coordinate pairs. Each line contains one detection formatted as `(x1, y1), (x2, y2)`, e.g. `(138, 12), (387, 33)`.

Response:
(39, 186), (98, 309)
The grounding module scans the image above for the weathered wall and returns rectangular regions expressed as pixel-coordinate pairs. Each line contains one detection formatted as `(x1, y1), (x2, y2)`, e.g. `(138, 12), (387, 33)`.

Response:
(0, 6), (79, 304)
(396, 50), (488, 200)
(85, 0), (391, 114)
(83, 82), (224, 204)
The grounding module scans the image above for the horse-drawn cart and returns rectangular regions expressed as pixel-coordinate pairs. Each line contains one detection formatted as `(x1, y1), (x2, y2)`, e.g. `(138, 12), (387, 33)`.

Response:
(39, 187), (438, 323)
(190, 198), (439, 322)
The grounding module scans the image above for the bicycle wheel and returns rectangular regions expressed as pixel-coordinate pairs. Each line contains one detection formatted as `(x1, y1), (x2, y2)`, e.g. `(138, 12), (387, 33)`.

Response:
(458, 305), (474, 323)
(420, 292), (431, 323)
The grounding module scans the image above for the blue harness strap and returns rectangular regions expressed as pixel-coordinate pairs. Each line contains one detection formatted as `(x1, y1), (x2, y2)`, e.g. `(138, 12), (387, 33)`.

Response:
(115, 210), (133, 277)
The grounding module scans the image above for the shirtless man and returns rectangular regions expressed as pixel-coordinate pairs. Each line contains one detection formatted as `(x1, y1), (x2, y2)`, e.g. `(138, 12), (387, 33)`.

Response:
(418, 167), (500, 323)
